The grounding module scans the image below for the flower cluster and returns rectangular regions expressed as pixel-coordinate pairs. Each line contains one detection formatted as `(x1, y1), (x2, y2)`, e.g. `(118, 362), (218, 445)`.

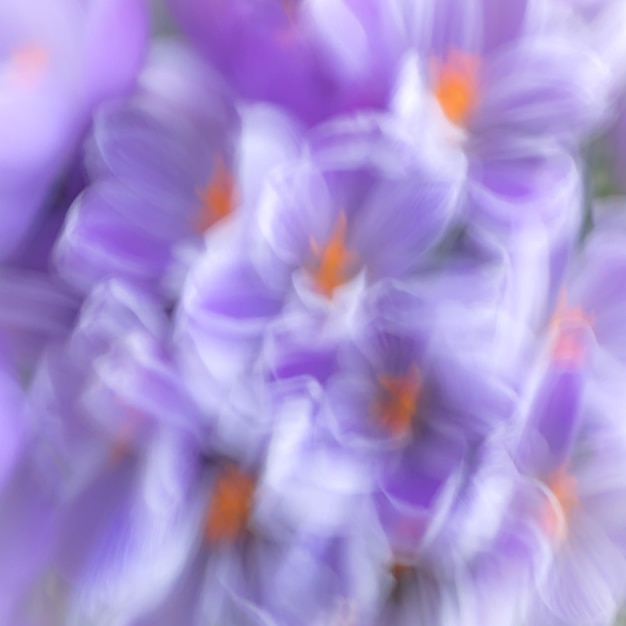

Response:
(4, 0), (626, 624)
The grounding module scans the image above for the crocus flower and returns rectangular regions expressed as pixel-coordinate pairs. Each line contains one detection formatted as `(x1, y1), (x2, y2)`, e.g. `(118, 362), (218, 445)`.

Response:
(55, 40), (239, 300)
(0, 0), (148, 259)
(0, 152), (87, 375)
(388, 0), (595, 286)
(253, 118), (462, 303)
(317, 268), (528, 565)
(0, 455), (60, 625)
(166, 0), (404, 125)
(543, 200), (626, 372)
(174, 109), (462, 418)
(547, 0), (626, 97)
(28, 280), (175, 494)
(0, 279), (176, 625)
(506, 206), (626, 624)
(120, 378), (370, 626)
(509, 205), (626, 544)
(309, 442), (549, 626)
(395, 0), (609, 151)
(0, 268), (79, 374)
(324, 276), (518, 455)
(2, 1), (626, 624)
(520, 402), (626, 626)
(18, 279), (210, 625)
(0, 337), (28, 489)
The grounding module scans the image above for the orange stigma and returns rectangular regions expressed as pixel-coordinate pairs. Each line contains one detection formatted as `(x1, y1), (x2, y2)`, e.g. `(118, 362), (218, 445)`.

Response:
(108, 426), (134, 465)
(7, 43), (48, 87)
(280, 0), (297, 20)
(390, 561), (413, 582)
(375, 365), (421, 437)
(432, 51), (479, 126)
(204, 464), (255, 544)
(388, 559), (416, 603)
(107, 406), (143, 465)
(549, 291), (594, 364)
(309, 212), (357, 297)
(194, 156), (236, 232)
(542, 466), (578, 541)
(275, 0), (301, 44)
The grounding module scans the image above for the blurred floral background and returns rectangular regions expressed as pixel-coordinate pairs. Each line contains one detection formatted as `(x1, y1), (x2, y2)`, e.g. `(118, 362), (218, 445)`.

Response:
(3, 0), (626, 624)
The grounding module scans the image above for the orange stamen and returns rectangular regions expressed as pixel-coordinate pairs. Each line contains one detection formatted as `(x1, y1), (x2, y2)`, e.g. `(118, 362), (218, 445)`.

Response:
(542, 466), (578, 541)
(108, 427), (134, 465)
(551, 333), (582, 364)
(390, 561), (413, 582)
(7, 44), (48, 87)
(280, 0), (297, 20)
(309, 212), (357, 297)
(375, 364), (421, 437)
(432, 51), (479, 127)
(549, 291), (594, 364)
(388, 559), (416, 603)
(550, 291), (594, 331)
(204, 464), (255, 544)
(107, 405), (143, 465)
(275, 0), (301, 45)
(194, 156), (236, 232)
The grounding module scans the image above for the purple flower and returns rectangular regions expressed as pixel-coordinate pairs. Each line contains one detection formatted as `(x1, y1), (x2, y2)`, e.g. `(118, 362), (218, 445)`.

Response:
(0, 458), (59, 625)
(0, 282), (163, 624)
(16, 281), (206, 624)
(55, 41), (239, 300)
(508, 210), (626, 624)
(3, 1), (626, 623)
(0, 0), (148, 259)
(324, 280), (517, 455)
(174, 118), (463, 459)
(28, 280), (175, 493)
(253, 119), (462, 300)
(311, 273), (522, 564)
(396, 0), (609, 145)
(0, 339), (28, 489)
(521, 413), (626, 625)
(0, 268), (79, 371)
(547, 201), (626, 369)
(386, 0), (594, 270)
(548, 0), (626, 97)
(166, 0), (404, 125)
(306, 443), (548, 626)
(175, 235), (284, 423)
(106, 379), (370, 626)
